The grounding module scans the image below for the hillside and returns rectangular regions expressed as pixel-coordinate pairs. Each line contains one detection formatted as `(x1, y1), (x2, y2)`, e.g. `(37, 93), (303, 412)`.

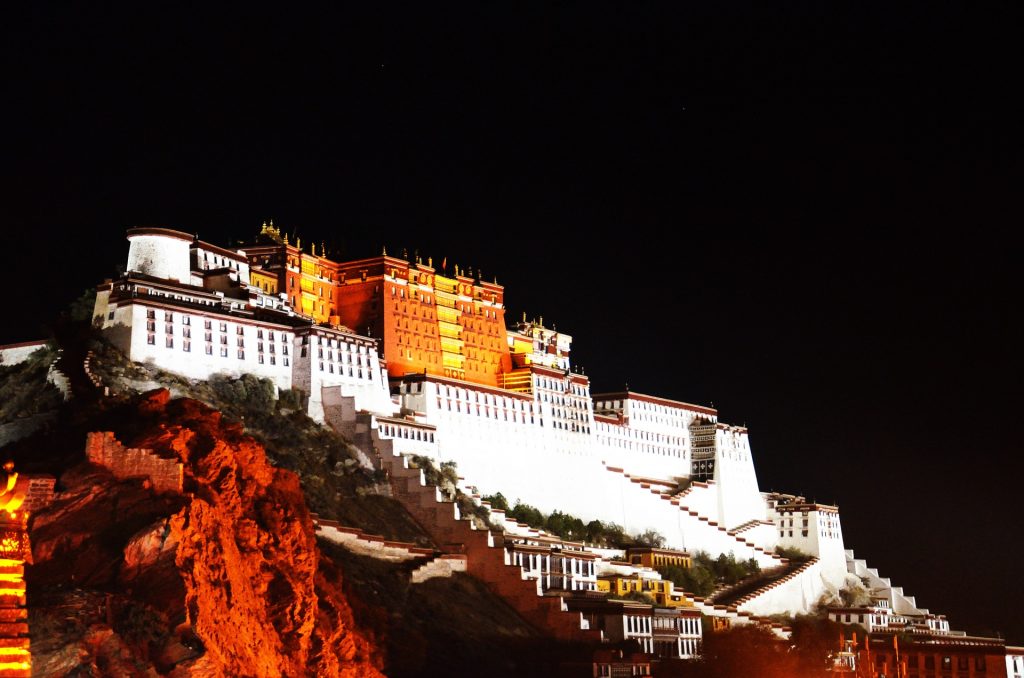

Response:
(2, 330), (585, 677)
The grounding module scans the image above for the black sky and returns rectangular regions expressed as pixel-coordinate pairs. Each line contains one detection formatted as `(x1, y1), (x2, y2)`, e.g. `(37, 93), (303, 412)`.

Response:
(5, 3), (1022, 643)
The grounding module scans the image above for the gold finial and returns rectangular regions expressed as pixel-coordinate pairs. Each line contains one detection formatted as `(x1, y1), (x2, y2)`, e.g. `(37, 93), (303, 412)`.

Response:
(261, 221), (267, 233)
(428, 256), (433, 267)
(321, 242), (326, 257)
(311, 242), (316, 256)
(382, 245), (387, 256)
(297, 237), (302, 251)
(522, 311), (527, 322)
(402, 248), (408, 259)
(283, 233), (289, 245)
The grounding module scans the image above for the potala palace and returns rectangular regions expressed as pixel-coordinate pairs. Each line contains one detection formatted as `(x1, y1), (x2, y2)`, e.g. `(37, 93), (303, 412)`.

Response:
(58, 223), (1018, 671)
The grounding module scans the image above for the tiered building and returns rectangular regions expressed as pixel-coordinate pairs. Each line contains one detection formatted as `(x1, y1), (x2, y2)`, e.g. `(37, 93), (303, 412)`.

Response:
(86, 224), (991, 647)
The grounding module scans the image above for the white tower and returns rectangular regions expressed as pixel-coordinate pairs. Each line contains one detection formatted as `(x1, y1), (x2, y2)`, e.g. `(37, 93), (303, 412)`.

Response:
(126, 227), (193, 282)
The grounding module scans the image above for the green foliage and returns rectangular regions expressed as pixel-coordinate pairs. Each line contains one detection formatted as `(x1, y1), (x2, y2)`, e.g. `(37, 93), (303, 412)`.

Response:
(659, 563), (717, 597)
(634, 528), (666, 548)
(507, 501), (545, 528)
(656, 551), (761, 597)
(208, 373), (276, 415)
(775, 546), (813, 562)
(276, 387), (305, 411)
(482, 492), (509, 511)
(409, 456), (491, 528)
(503, 501), (631, 546)
(614, 590), (655, 605)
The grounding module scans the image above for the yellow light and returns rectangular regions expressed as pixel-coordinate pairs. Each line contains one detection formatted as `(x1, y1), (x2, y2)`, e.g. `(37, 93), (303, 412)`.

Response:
(0, 662), (31, 670)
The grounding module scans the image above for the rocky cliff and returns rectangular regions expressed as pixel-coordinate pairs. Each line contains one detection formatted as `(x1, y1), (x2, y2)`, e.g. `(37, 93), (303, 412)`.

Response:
(27, 389), (384, 677)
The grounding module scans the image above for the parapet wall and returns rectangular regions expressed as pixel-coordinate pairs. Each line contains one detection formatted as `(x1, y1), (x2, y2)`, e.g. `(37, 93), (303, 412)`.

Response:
(85, 431), (183, 494)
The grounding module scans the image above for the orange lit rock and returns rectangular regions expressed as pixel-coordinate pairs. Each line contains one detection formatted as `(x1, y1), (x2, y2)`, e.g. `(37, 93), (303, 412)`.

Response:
(131, 391), (384, 678)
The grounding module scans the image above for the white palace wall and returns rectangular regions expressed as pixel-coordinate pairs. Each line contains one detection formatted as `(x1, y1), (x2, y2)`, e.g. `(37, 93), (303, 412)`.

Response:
(713, 427), (767, 529)
(127, 231), (192, 283)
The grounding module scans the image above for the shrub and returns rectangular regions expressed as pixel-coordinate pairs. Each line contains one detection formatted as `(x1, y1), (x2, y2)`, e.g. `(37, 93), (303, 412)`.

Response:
(775, 546), (813, 562)
(482, 492), (509, 511)
(208, 373), (276, 415)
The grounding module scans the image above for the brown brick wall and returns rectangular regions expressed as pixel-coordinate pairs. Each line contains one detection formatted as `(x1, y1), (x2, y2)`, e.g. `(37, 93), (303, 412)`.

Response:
(20, 475), (56, 513)
(85, 431), (183, 494)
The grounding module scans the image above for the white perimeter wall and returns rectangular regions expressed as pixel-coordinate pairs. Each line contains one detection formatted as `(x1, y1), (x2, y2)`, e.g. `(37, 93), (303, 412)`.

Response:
(0, 341), (48, 365)
(738, 559), (831, 616)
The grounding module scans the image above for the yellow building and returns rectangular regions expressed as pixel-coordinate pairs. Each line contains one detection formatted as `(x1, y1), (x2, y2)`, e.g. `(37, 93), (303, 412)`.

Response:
(249, 268), (278, 295)
(627, 546), (692, 569)
(597, 575), (692, 608)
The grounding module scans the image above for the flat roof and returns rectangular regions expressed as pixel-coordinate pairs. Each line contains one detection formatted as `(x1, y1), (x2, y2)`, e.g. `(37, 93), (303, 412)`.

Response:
(127, 227), (194, 242)
(592, 391), (717, 416)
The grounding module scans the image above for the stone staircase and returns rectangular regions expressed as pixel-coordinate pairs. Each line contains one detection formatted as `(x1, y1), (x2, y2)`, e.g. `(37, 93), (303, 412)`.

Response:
(726, 519), (768, 536)
(313, 515), (435, 563)
(707, 558), (817, 610)
(602, 465), (785, 570)
(376, 449), (601, 643)
(410, 554), (469, 583)
(845, 550), (926, 616)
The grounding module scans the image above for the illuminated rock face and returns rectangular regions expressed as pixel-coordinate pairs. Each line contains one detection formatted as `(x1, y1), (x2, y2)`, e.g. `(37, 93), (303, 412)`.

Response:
(0, 465), (31, 678)
(88, 390), (385, 678)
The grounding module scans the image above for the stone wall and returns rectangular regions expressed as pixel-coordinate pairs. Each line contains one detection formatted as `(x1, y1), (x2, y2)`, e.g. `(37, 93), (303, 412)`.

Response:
(85, 431), (183, 495)
(20, 475), (56, 514)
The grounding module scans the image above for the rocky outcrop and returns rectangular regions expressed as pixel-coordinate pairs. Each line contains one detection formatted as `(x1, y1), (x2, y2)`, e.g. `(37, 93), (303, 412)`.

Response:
(136, 390), (383, 678)
(29, 389), (385, 677)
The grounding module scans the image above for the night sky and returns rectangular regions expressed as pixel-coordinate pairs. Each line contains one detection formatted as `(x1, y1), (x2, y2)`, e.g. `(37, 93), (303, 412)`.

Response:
(6, 4), (1022, 643)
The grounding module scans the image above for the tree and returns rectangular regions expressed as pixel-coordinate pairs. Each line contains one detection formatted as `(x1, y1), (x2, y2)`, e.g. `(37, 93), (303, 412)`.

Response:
(482, 492), (509, 511)
(67, 288), (97, 323)
(634, 529), (666, 548)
